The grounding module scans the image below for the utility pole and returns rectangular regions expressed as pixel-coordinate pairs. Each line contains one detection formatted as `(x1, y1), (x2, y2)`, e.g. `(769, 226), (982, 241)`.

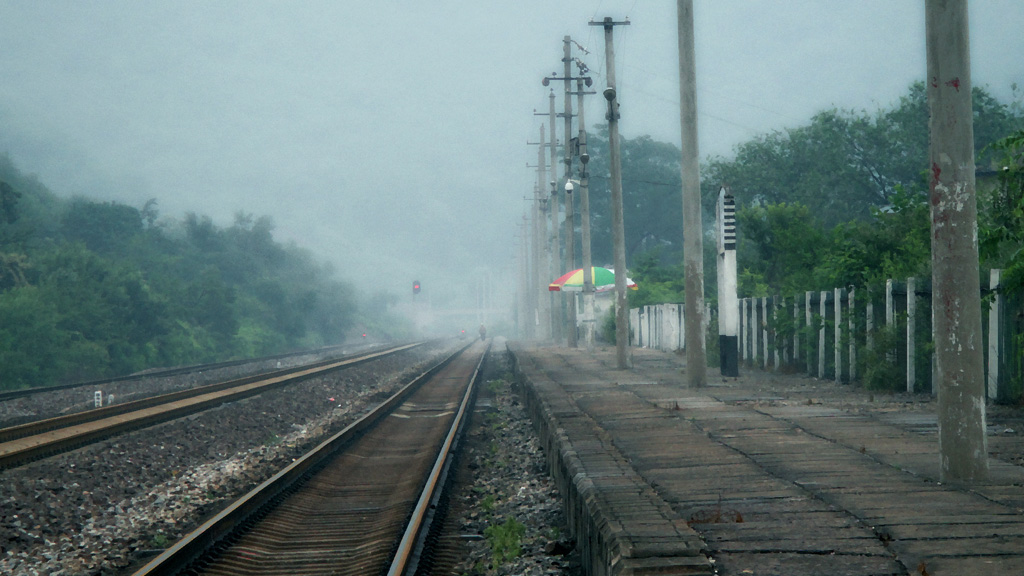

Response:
(529, 184), (541, 339)
(573, 63), (597, 349)
(543, 39), (583, 347)
(677, 0), (706, 387)
(562, 36), (578, 348)
(591, 16), (630, 368)
(548, 91), (563, 345)
(926, 0), (987, 483)
(517, 217), (529, 338)
(535, 124), (550, 340)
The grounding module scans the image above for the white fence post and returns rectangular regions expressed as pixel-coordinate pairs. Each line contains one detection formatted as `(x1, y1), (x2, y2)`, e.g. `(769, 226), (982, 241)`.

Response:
(773, 297), (781, 370)
(885, 279), (895, 366)
(988, 269), (1002, 401)
(818, 291), (827, 379)
(740, 299), (748, 363)
(761, 297), (769, 368)
(848, 287), (856, 382)
(793, 296), (800, 365)
(806, 291), (814, 377)
(866, 293), (874, 352)
(834, 287), (842, 384)
(907, 277), (916, 393)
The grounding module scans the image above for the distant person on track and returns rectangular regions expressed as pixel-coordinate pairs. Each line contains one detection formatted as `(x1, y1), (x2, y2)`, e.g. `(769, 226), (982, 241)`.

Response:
(479, 324), (487, 341)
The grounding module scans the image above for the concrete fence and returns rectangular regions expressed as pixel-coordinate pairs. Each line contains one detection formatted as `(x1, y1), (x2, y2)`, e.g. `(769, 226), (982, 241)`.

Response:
(725, 270), (1022, 403)
(628, 302), (715, 353)
(626, 272), (1022, 403)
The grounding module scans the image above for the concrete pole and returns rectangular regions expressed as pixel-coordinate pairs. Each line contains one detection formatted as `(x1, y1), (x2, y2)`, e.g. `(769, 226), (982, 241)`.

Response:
(576, 74), (596, 350)
(523, 208), (535, 340)
(562, 36), (578, 348)
(536, 124), (550, 340)
(518, 217), (529, 338)
(548, 91), (563, 345)
(677, 0), (707, 386)
(926, 0), (987, 483)
(536, 182), (544, 336)
(595, 17), (631, 368)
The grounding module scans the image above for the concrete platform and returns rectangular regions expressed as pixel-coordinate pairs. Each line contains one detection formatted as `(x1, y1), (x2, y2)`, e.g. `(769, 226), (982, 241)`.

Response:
(508, 342), (1024, 576)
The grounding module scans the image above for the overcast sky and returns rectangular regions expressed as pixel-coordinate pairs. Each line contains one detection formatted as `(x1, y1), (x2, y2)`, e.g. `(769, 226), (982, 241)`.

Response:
(1, 1), (1023, 310)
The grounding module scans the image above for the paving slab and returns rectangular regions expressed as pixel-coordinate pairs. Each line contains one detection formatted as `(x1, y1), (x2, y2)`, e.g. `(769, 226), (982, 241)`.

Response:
(509, 342), (1024, 576)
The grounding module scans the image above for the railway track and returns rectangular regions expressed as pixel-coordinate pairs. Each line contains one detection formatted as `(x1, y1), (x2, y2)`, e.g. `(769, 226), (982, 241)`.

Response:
(0, 343), (354, 403)
(0, 342), (422, 470)
(131, 338), (489, 576)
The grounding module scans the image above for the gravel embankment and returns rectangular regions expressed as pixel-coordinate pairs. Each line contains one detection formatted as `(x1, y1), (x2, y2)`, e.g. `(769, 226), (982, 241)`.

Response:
(446, 347), (579, 576)
(0, 341), (457, 576)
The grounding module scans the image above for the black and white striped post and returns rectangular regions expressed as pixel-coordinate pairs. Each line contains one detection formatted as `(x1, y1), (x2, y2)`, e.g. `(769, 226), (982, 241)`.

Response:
(716, 186), (739, 376)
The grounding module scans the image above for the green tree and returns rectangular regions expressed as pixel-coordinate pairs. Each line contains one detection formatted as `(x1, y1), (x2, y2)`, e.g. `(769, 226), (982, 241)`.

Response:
(629, 250), (686, 308)
(702, 82), (1023, 226)
(735, 202), (825, 296)
(60, 198), (144, 255)
(585, 130), (685, 266)
(980, 129), (1024, 292)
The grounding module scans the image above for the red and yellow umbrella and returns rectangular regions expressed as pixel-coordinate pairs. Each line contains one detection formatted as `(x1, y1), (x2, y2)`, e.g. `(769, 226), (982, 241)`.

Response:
(548, 267), (637, 292)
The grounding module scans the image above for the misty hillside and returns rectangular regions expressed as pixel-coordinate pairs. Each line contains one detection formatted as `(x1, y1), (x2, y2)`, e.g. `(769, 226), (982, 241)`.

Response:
(0, 154), (356, 390)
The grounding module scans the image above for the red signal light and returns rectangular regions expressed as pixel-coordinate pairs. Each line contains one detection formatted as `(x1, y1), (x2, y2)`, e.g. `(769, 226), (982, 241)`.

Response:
(413, 281), (421, 294)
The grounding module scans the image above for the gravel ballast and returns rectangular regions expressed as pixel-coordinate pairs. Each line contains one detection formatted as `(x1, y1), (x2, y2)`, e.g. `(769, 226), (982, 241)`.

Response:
(0, 341), (458, 576)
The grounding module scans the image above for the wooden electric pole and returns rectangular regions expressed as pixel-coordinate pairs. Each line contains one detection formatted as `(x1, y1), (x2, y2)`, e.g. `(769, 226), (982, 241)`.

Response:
(926, 0), (988, 483)
(677, 0), (706, 387)
(591, 16), (630, 368)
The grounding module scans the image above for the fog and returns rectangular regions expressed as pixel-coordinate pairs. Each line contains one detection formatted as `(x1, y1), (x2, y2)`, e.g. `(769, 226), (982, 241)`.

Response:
(1, 1), (1022, 330)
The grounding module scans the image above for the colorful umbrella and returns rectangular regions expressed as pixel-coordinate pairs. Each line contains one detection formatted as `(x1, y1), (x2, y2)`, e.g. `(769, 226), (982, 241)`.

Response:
(548, 267), (637, 292)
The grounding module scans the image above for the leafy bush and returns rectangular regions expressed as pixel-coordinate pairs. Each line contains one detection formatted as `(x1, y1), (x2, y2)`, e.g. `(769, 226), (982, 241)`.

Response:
(859, 321), (904, 392)
(484, 517), (525, 569)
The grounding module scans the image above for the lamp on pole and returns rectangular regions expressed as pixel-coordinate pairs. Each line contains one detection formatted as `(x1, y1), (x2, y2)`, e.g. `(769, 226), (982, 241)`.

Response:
(573, 64), (596, 349)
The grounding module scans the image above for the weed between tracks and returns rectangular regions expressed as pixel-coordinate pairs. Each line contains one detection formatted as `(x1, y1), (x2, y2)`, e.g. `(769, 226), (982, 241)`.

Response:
(484, 517), (526, 570)
(451, 371), (577, 576)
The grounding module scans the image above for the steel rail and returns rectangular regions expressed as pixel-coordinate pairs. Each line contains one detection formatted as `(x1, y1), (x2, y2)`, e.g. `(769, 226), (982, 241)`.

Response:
(387, 340), (489, 576)
(0, 343), (356, 403)
(130, 340), (477, 576)
(0, 342), (423, 470)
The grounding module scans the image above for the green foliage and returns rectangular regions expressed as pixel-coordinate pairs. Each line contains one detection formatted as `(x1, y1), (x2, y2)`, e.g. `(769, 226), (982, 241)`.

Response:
(600, 305), (617, 344)
(629, 250), (685, 308)
(0, 157), (356, 390)
(60, 198), (143, 254)
(585, 131), (687, 266)
(704, 313), (720, 368)
(702, 82), (1023, 228)
(736, 202), (823, 296)
(150, 533), (169, 548)
(980, 129), (1024, 293)
(859, 321), (903, 392)
(819, 187), (932, 288)
(484, 517), (526, 569)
